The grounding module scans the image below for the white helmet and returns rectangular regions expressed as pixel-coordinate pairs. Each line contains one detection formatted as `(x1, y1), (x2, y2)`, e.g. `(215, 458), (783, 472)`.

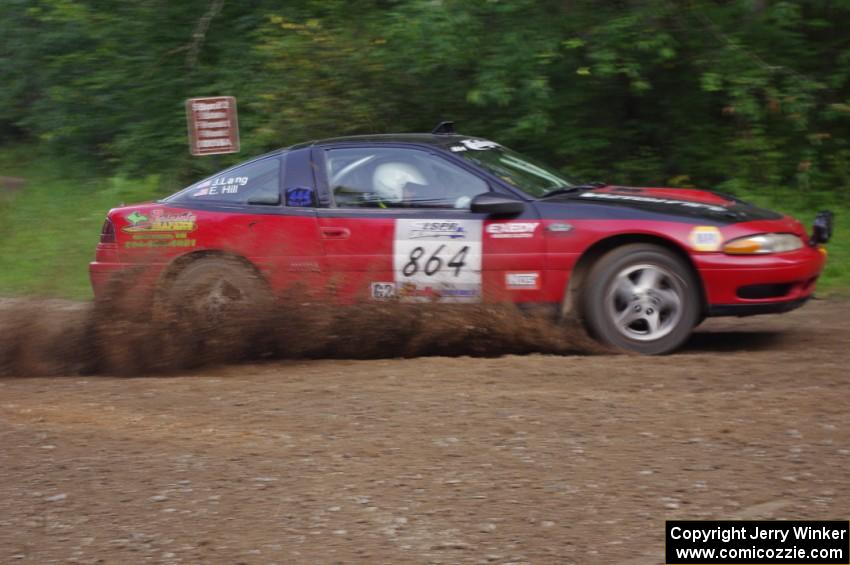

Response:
(372, 162), (425, 203)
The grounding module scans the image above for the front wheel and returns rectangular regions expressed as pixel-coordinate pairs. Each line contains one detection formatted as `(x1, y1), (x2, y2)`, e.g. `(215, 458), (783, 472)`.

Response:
(581, 244), (701, 354)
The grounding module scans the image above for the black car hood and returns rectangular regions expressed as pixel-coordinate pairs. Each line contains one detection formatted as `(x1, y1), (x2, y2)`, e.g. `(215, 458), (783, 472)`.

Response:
(538, 186), (782, 225)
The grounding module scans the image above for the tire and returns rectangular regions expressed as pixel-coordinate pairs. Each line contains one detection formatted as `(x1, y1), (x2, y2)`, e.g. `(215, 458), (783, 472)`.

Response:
(580, 244), (700, 355)
(167, 256), (271, 321)
(161, 257), (274, 367)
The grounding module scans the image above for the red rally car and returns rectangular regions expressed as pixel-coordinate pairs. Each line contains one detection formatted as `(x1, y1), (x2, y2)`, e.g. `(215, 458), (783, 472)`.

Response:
(90, 126), (833, 354)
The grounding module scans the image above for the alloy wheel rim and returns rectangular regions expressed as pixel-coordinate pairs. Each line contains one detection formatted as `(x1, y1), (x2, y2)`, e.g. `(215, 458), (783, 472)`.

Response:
(605, 263), (684, 342)
(191, 279), (246, 322)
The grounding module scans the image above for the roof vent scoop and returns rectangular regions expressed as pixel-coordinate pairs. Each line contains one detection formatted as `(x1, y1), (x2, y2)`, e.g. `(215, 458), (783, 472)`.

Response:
(431, 121), (455, 135)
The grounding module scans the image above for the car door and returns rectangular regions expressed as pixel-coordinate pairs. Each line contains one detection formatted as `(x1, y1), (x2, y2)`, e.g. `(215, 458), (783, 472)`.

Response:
(314, 144), (546, 303)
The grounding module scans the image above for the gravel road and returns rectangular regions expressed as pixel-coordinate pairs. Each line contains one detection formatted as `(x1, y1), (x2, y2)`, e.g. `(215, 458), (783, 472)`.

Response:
(1, 299), (849, 564)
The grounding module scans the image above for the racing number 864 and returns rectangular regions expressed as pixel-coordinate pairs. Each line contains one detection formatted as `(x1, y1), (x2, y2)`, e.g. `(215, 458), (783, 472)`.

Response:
(402, 245), (469, 277)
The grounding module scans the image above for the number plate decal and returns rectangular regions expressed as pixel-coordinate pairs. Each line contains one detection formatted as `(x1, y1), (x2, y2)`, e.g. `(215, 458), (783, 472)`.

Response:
(393, 219), (482, 303)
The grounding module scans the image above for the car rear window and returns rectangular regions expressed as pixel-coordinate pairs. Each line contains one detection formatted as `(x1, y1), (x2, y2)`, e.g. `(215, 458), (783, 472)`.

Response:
(167, 156), (282, 204)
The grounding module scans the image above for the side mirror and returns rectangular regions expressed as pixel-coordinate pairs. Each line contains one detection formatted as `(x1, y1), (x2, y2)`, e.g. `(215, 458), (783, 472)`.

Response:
(247, 191), (281, 206)
(470, 192), (525, 216)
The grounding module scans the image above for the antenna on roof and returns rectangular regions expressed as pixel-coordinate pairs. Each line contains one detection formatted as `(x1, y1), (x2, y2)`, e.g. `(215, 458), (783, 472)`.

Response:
(431, 121), (455, 135)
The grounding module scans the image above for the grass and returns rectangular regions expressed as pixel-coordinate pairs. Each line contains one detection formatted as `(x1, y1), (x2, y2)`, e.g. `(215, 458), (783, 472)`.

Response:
(0, 147), (168, 299)
(0, 146), (848, 299)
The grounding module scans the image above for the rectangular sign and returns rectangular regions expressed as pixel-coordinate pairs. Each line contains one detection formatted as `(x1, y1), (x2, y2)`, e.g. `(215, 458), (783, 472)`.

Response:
(666, 520), (849, 564)
(185, 96), (240, 156)
(393, 219), (482, 303)
(505, 272), (540, 290)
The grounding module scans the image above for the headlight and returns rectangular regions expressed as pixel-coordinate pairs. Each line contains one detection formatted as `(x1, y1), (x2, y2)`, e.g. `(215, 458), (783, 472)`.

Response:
(723, 233), (803, 255)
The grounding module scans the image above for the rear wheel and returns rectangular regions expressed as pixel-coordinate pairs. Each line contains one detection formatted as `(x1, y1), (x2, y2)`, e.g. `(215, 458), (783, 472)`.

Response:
(168, 257), (270, 322)
(164, 257), (273, 362)
(581, 244), (700, 354)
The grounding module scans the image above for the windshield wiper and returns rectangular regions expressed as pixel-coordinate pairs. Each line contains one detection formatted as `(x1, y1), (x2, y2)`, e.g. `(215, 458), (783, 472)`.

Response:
(539, 182), (607, 199)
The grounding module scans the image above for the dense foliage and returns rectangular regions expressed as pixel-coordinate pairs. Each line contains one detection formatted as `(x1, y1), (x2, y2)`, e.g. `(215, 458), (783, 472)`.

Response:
(3, 0), (850, 197)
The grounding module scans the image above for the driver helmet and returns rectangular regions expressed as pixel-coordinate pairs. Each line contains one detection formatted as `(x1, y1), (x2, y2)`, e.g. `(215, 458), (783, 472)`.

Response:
(373, 162), (425, 203)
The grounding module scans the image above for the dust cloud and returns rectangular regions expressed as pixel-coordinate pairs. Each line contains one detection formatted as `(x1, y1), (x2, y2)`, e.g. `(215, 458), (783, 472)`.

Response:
(0, 291), (597, 377)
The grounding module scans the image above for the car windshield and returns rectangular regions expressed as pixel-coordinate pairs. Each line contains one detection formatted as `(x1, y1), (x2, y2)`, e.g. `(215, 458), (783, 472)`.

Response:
(454, 142), (574, 197)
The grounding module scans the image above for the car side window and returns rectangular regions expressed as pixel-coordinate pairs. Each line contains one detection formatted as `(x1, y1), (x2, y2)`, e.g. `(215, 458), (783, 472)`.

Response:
(325, 147), (488, 209)
(175, 157), (281, 204)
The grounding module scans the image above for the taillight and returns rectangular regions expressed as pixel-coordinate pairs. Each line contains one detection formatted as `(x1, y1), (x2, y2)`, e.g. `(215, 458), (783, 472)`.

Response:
(100, 218), (116, 243)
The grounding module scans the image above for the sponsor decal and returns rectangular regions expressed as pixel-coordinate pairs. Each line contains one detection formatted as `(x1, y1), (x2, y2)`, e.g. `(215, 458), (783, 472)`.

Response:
(460, 139), (500, 151)
(397, 282), (480, 301)
(371, 282), (397, 299)
(445, 139), (501, 152)
(398, 282), (427, 299)
(123, 209), (197, 234)
(579, 191), (728, 213)
(505, 272), (540, 290)
(192, 179), (212, 196)
(394, 219), (482, 303)
(486, 222), (540, 238)
(286, 187), (313, 207)
(440, 287), (480, 298)
(211, 175), (248, 195)
(125, 238), (196, 249)
(126, 211), (148, 225)
(287, 260), (320, 272)
(406, 221), (468, 240)
(122, 209), (198, 249)
(193, 175), (248, 197)
(689, 225), (723, 251)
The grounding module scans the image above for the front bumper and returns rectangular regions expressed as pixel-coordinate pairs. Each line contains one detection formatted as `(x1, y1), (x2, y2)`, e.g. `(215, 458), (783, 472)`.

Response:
(706, 296), (811, 317)
(695, 245), (826, 317)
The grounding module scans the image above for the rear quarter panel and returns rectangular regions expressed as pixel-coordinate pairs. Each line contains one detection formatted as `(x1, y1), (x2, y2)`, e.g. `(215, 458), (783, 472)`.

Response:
(106, 203), (324, 296)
